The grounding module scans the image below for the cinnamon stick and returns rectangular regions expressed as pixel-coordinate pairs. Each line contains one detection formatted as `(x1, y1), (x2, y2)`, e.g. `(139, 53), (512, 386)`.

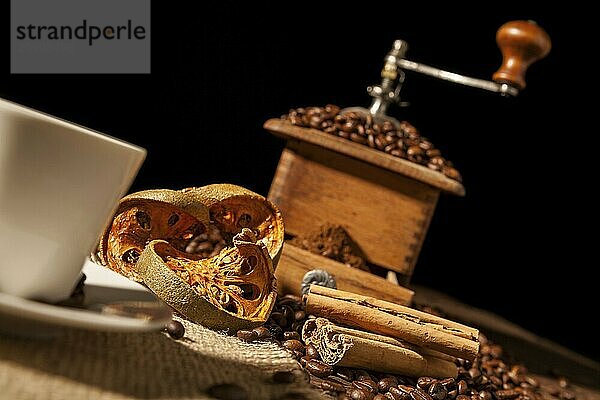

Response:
(303, 318), (457, 378)
(305, 285), (480, 361)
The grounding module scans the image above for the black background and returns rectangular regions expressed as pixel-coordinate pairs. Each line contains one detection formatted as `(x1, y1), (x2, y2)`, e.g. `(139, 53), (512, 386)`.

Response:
(2, 4), (596, 360)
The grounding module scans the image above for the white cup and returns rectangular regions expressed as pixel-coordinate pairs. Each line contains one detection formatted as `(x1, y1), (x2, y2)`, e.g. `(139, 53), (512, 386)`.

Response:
(0, 98), (146, 302)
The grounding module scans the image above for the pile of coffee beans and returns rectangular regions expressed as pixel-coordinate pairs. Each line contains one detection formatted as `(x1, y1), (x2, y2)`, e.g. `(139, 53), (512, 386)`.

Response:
(282, 105), (462, 182)
(237, 295), (577, 400)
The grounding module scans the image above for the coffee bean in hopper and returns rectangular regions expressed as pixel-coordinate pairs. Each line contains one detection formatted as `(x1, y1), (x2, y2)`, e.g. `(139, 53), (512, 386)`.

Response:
(283, 105), (463, 182)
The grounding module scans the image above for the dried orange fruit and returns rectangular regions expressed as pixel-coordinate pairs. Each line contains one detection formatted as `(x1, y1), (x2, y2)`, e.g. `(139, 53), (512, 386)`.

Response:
(139, 229), (276, 330)
(96, 184), (284, 329)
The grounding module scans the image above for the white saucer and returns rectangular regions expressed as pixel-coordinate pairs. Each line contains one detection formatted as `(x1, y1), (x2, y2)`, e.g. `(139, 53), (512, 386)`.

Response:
(0, 259), (172, 337)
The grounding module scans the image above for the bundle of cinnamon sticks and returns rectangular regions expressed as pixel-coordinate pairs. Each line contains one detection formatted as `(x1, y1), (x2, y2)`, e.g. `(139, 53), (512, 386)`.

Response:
(302, 285), (480, 378)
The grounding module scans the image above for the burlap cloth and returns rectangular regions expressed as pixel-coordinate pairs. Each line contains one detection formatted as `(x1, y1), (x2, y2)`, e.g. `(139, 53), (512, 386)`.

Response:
(0, 316), (325, 400)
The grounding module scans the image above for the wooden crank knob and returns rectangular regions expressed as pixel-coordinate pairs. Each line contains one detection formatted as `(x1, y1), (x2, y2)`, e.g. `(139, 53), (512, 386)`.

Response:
(492, 20), (551, 90)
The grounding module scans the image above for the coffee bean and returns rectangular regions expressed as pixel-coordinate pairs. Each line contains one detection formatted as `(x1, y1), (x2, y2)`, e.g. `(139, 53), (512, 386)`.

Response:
(317, 379), (346, 393)
(428, 382), (447, 400)
(350, 133), (368, 145)
(407, 146), (424, 156)
(417, 377), (436, 390)
(270, 311), (288, 328)
(281, 305), (295, 323)
(305, 343), (320, 359)
(283, 331), (300, 341)
(285, 106), (462, 181)
(478, 391), (491, 400)
(448, 389), (457, 399)
(374, 395), (388, 400)
(273, 370), (296, 384)
(489, 376), (502, 387)
(440, 378), (456, 390)
(353, 379), (378, 394)
(294, 310), (306, 321)
(389, 387), (411, 400)
(305, 359), (333, 378)
(206, 383), (248, 400)
(378, 377), (399, 392)
(266, 322), (283, 339)
(165, 320), (185, 339)
(252, 326), (271, 339)
(282, 339), (304, 352)
(355, 371), (375, 382)
(297, 356), (309, 368)
(336, 367), (354, 382)
(494, 390), (519, 400)
(348, 388), (372, 400)
(456, 396), (471, 400)
(410, 387), (433, 400)
(236, 329), (257, 342)
(468, 368), (481, 380)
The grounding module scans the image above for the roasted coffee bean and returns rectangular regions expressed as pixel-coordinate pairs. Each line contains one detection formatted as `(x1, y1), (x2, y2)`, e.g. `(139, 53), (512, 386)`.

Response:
(374, 395), (388, 400)
(468, 368), (481, 380)
(494, 390), (519, 400)
(478, 391), (491, 400)
(353, 379), (378, 394)
(347, 388), (372, 400)
(389, 387), (411, 400)
(206, 383), (248, 400)
(165, 320), (185, 339)
(305, 359), (333, 378)
(328, 375), (353, 388)
(350, 133), (368, 145)
(336, 367), (355, 382)
(558, 377), (569, 389)
(489, 376), (502, 386)
(273, 370), (296, 384)
(252, 326), (271, 339)
(284, 105), (461, 182)
(439, 378), (456, 390)
(283, 331), (300, 341)
(417, 377), (436, 390)
(355, 371), (375, 382)
(447, 389), (457, 399)
(305, 343), (320, 359)
(294, 310), (306, 321)
(266, 322), (283, 339)
(236, 329), (258, 342)
(378, 377), (399, 392)
(410, 387), (433, 400)
(270, 311), (288, 328)
(281, 305), (295, 323)
(428, 382), (447, 400)
(298, 355), (311, 367)
(316, 379), (346, 393)
(282, 339), (304, 352)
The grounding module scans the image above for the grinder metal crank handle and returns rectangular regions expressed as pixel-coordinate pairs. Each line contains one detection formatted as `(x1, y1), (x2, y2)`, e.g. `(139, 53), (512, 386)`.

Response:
(395, 20), (552, 96)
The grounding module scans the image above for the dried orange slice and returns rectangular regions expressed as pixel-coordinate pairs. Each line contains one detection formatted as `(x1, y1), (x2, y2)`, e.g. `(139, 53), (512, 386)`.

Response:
(138, 229), (276, 330)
